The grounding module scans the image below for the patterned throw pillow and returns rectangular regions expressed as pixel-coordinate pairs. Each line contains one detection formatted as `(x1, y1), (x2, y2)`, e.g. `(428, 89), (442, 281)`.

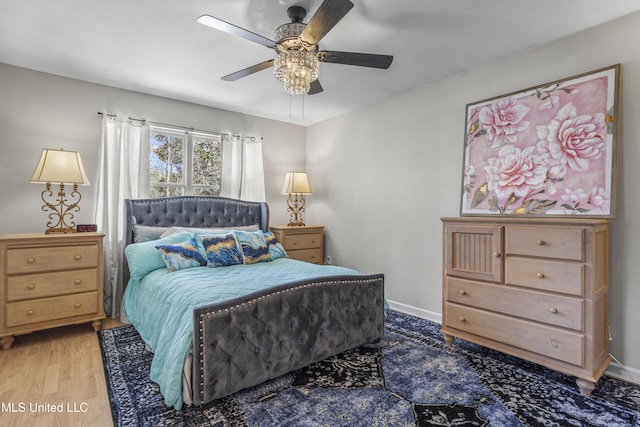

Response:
(156, 238), (207, 271)
(234, 230), (272, 264)
(264, 231), (287, 260)
(199, 233), (243, 268)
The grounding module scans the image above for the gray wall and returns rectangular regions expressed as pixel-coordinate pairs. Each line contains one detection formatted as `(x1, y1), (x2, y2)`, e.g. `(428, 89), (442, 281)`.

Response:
(306, 12), (640, 375)
(0, 63), (306, 234)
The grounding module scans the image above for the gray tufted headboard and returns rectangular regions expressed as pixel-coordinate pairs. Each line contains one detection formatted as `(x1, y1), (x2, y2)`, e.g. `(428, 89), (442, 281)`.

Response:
(123, 196), (269, 286)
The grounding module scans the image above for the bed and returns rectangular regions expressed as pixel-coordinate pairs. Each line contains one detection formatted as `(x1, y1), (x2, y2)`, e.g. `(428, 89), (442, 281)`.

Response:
(121, 196), (385, 409)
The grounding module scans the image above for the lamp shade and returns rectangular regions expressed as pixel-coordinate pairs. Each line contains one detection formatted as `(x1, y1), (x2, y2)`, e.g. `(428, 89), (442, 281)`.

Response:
(281, 172), (312, 195)
(30, 148), (89, 185)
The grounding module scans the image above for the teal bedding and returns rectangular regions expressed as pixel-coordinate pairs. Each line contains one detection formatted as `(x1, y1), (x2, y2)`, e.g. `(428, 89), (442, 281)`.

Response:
(123, 258), (360, 409)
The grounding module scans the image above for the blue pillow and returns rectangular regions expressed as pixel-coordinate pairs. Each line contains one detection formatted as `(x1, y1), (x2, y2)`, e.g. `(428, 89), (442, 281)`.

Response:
(156, 238), (207, 272)
(125, 232), (192, 279)
(234, 230), (272, 264)
(264, 231), (287, 260)
(199, 233), (243, 267)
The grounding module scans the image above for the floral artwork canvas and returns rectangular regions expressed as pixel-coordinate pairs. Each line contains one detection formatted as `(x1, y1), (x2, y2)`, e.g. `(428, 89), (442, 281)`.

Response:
(460, 65), (619, 217)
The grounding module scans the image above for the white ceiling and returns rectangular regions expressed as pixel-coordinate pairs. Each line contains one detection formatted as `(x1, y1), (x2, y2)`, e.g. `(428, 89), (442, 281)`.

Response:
(1, 0), (639, 126)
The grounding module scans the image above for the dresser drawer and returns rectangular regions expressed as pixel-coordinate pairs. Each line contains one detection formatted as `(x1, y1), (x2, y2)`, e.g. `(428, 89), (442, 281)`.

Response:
(6, 269), (98, 302)
(505, 257), (584, 296)
(287, 248), (323, 264)
(283, 232), (322, 250)
(445, 303), (584, 366)
(5, 291), (99, 328)
(6, 244), (99, 274)
(446, 277), (583, 331)
(506, 227), (583, 261)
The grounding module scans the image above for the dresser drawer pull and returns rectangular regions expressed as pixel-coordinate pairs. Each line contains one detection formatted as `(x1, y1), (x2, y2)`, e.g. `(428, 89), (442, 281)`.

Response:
(74, 254), (82, 261)
(493, 252), (501, 258)
(311, 239), (316, 244)
(27, 257), (36, 264)
(293, 241), (298, 245)
(549, 307), (558, 314)
(74, 279), (82, 285)
(536, 239), (546, 246)
(458, 290), (466, 295)
(27, 283), (36, 290)
(27, 309), (35, 316)
(459, 316), (466, 322)
(74, 303), (82, 308)
(548, 339), (558, 348)
(536, 272), (545, 278)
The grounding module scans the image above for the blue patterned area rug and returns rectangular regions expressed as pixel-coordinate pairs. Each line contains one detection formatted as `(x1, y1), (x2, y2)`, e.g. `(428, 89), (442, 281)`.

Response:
(98, 311), (640, 426)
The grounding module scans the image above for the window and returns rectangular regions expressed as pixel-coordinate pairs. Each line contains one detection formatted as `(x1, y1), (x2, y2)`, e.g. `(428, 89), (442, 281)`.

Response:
(149, 127), (223, 198)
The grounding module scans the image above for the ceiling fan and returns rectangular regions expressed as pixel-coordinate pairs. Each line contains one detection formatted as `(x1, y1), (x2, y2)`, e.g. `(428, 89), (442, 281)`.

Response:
(197, 0), (393, 95)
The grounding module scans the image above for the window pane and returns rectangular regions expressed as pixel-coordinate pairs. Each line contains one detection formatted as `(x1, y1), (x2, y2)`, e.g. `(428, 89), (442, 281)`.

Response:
(192, 137), (222, 195)
(150, 186), (183, 198)
(150, 132), (184, 184)
(193, 187), (218, 196)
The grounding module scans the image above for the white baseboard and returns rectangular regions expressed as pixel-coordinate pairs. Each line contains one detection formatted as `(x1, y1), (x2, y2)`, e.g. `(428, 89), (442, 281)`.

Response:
(386, 299), (441, 324)
(386, 299), (640, 386)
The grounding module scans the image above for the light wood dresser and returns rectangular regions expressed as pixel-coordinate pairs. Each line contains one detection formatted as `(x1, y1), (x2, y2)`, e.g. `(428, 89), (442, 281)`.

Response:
(441, 217), (610, 396)
(0, 232), (105, 350)
(270, 225), (324, 265)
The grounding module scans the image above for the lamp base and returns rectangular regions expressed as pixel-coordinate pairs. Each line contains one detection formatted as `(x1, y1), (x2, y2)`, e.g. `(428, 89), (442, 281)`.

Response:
(286, 194), (306, 227)
(39, 183), (82, 235)
(45, 227), (77, 234)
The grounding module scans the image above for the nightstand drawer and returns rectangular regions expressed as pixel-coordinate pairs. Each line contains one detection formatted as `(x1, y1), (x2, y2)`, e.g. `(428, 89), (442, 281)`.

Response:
(7, 269), (99, 301)
(506, 227), (583, 260)
(445, 303), (584, 366)
(287, 248), (323, 264)
(283, 232), (322, 250)
(7, 244), (99, 274)
(5, 291), (99, 328)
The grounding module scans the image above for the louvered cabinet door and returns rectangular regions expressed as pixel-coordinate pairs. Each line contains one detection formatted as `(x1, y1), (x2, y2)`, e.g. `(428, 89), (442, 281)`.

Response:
(444, 223), (503, 283)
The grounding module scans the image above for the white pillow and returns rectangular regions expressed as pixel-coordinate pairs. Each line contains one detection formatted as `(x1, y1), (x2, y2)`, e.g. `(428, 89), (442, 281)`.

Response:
(159, 224), (259, 238)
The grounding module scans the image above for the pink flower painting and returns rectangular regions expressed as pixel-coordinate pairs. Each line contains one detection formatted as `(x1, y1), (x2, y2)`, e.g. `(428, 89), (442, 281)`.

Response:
(462, 66), (618, 217)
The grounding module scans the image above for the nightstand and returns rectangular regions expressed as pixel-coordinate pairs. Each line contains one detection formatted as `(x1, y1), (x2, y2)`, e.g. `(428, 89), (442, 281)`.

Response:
(270, 225), (324, 264)
(0, 232), (105, 350)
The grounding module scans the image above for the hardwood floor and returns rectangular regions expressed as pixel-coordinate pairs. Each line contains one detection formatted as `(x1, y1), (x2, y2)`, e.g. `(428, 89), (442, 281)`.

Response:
(0, 318), (124, 427)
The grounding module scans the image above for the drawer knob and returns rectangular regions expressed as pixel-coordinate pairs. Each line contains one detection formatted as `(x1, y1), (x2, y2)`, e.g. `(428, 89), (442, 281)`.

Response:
(458, 316), (466, 322)
(74, 279), (82, 285)
(293, 241), (298, 245)
(74, 254), (82, 261)
(74, 303), (81, 308)
(549, 307), (558, 314)
(27, 283), (36, 290)
(311, 254), (316, 259)
(459, 290), (466, 295)
(536, 239), (546, 246)
(548, 339), (559, 348)
(311, 239), (316, 243)
(27, 309), (35, 316)
(493, 252), (501, 258)
(536, 272), (545, 279)
(27, 257), (36, 264)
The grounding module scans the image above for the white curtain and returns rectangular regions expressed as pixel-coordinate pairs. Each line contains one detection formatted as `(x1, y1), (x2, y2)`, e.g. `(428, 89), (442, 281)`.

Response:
(221, 136), (265, 201)
(95, 115), (150, 318)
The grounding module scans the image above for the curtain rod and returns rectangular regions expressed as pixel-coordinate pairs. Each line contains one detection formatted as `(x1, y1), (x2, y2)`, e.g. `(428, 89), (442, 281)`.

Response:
(96, 112), (260, 141)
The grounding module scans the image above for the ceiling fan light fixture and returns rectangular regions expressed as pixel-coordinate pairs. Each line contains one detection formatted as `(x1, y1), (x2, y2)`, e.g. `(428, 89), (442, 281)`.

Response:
(274, 50), (319, 95)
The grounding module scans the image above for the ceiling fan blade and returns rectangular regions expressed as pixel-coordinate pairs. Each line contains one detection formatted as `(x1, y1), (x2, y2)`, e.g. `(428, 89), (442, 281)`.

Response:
(197, 15), (276, 48)
(221, 59), (275, 81)
(308, 79), (323, 95)
(299, 0), (354, 46)
(318, 50), (393, 69)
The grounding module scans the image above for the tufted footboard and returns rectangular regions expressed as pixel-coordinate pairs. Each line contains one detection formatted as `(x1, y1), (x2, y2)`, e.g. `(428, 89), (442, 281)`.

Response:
(192, 274), (385, 406)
